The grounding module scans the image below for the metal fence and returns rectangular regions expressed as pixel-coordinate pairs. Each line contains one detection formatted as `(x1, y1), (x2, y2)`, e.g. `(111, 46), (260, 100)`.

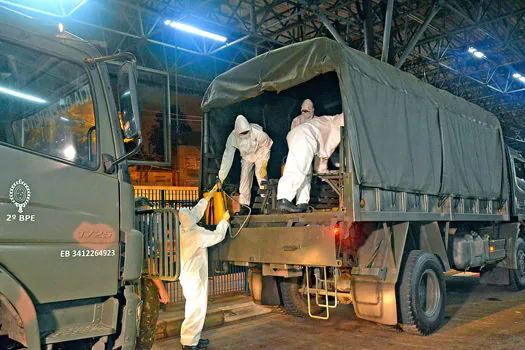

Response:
(134, 186), (249, 303)
(134, 186), (199, 209)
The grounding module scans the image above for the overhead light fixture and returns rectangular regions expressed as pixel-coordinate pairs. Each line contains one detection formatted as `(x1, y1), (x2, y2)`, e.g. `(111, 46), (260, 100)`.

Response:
(0, 85), (47, 103)
(512, 73), (525, 83)
(58, 22), (65, 33)
(0, 0), (88, 17)
(473, 51), (485, 59)
(164, 20), (227, 42)
(467, 47), (485, 59)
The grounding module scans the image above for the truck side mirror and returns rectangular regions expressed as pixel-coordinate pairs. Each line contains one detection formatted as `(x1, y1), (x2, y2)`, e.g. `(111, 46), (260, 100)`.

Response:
(84, 52), (143, 173)
(118, 62), (141, 140)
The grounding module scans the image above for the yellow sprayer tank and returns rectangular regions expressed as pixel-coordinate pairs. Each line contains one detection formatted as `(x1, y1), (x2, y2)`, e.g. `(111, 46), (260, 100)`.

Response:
(204, 191), (227, 225)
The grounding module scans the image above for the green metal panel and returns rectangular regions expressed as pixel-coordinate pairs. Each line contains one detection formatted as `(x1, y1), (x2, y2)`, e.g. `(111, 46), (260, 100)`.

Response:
(219, 225), (339, 266)
(0, 147), (120, 303)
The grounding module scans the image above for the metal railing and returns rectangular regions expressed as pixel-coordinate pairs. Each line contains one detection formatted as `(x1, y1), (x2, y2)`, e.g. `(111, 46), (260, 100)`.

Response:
(134, 186), (249, 303)
(135, 208), (180, 281)
(134, 186), (199, 209)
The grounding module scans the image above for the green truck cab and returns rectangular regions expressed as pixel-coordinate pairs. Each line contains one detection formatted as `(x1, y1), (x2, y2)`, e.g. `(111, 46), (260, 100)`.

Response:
(0, 12), (174, 350)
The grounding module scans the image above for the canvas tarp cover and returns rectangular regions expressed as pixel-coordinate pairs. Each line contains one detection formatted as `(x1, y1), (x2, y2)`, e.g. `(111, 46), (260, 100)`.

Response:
(202, 38), (508, 200)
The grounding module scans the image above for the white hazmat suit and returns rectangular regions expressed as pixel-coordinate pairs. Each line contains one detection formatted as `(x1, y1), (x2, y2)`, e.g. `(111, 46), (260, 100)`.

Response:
(277, 113), (344, 205)
(179, 198), (229, 347)
(218, 115), (273, 206)
(291, 99), (315, 129)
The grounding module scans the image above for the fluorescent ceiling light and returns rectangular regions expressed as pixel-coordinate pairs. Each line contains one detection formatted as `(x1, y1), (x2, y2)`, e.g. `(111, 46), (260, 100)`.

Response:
(519, 76), (525, 83)
(467, 47), (485, 59)
(68, 0), (87, 16)
(513, 73), (522, 79)
(0, 85), (47, 103)
(164, 20), (227, 42)
(473, 51), (485, 59)
(0, 0), (88, 17)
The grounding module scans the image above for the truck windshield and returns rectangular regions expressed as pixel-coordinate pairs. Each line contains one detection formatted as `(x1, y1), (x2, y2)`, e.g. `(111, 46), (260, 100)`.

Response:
(0, 40), (97, 168)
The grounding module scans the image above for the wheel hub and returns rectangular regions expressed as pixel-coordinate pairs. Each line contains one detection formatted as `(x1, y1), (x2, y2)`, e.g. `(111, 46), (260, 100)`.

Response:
(418, 269), (441, 318)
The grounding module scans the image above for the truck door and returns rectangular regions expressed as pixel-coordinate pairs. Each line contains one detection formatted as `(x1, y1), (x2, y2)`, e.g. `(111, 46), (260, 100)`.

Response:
(0, 39), (120, 303)
(512, 157), (525, 215)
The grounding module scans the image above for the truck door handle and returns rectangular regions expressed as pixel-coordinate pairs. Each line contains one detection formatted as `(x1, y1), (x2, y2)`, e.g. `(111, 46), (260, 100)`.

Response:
(282, 245), (301, 251)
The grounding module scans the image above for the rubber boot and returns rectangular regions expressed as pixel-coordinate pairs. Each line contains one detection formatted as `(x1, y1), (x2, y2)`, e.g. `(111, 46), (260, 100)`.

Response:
(276, 199), (303, 213)
(296, 203), (308, 213)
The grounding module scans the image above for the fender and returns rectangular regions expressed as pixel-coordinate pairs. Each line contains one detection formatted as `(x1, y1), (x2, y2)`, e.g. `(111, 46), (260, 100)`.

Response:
(0, 266), (40, 349)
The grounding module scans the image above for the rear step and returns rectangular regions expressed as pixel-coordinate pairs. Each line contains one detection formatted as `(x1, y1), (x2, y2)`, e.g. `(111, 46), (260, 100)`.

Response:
(305, 266), (340, 319)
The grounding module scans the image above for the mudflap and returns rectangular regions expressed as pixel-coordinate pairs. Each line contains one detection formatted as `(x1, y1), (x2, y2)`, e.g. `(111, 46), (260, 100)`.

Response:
(350, 222), (408, 325)
(350, 222), (450, 326)
(350, 277), (397, 325)
(261, 276), (281, 306)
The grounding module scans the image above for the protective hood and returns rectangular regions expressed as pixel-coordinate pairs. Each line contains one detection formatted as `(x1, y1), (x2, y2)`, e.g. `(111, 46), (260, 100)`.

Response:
(234, 115), (251, 135)
(178, 198), (208, 230)
(234, 115), (254, 154)
(301, 99), (314, 119)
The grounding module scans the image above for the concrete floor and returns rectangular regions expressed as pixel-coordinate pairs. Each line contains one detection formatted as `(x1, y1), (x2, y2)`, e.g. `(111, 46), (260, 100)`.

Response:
(153, 274), (525, 349)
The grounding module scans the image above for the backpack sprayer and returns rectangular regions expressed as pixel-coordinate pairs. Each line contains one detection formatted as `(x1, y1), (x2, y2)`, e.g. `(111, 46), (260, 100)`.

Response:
(215, 176), (251, 239)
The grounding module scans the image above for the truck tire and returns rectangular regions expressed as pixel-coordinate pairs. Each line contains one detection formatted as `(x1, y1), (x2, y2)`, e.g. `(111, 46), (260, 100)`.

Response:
(280, 277), (322, 318)
(510, 240), (525, 291)
(399, 250), (446, 335)
(136, 278), (160, 350)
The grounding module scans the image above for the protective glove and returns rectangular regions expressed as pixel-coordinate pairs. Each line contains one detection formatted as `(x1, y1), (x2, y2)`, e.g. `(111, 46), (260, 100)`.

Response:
(204, 184), (218, 201)
(222, 210), (230, 221)
(259, 160), (268, 179)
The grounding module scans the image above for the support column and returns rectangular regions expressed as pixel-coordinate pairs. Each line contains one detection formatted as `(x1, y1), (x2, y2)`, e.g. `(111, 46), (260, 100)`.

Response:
(396, 4), (441, 68)
(381, 0), (394, 62)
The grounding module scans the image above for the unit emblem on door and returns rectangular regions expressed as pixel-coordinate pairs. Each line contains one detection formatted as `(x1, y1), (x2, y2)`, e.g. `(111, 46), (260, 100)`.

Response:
(9, 179), (31, 213)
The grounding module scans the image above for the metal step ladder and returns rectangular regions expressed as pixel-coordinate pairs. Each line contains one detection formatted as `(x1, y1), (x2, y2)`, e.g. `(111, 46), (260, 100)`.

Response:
(252, 179), (278, 214)
(305, 266), (340, 319)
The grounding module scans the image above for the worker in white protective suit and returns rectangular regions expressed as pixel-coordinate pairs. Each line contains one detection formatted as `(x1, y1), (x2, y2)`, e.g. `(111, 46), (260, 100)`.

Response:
(218, 115), (273, 215)
(277, 113), (344, 213)
(179, 186), (230, 350)
(291, 98), (315, 129)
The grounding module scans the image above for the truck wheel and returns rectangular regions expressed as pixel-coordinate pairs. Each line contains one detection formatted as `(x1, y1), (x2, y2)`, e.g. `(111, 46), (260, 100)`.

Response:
(280, 277), (322, 318)
(399, 250), (446, 335)
(136, 278), (160, 350)
(510, 240), (525, 291)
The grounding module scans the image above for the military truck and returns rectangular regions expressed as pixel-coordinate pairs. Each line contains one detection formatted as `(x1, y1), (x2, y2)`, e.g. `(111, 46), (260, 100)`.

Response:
(199, 38), (525, 335)
(0, 13), (178, 349)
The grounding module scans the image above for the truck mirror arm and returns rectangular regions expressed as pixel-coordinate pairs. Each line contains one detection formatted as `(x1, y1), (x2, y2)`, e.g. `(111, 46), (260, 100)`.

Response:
(103, 135), (143, 174)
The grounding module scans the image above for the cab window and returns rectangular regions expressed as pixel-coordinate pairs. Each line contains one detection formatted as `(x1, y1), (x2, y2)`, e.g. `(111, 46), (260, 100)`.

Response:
(0, 40), (97, 168)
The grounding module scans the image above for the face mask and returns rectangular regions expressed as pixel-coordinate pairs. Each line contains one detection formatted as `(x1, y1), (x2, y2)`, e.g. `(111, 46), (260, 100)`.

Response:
(301, 110), (314, 120)
(237, 131), (253, 153)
